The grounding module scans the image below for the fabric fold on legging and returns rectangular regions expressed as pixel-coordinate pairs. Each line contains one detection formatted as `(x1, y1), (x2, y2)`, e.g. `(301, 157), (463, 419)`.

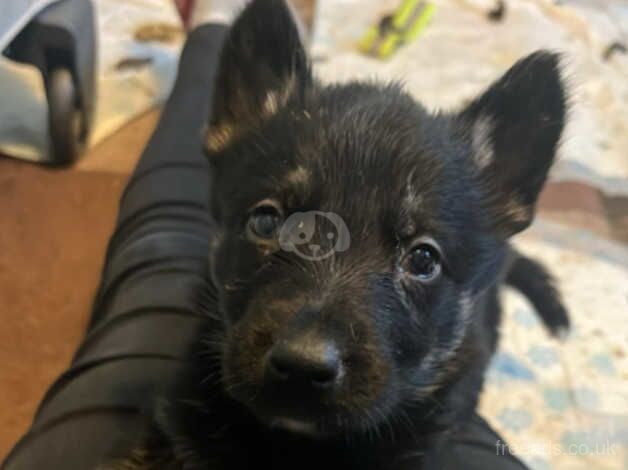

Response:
(1, 24), (228, 470)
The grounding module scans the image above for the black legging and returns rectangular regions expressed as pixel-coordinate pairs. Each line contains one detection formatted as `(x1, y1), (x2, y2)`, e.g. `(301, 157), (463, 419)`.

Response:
(2, 24), (527, 470)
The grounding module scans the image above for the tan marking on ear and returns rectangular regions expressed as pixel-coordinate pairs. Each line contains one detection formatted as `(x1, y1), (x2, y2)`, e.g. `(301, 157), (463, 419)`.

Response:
(206, 123), (235, 153)
(503, 198), (532, 224)
(471, 115), (495, 170)
(262, 75), (297, 117)
(263, 91), (281, 116)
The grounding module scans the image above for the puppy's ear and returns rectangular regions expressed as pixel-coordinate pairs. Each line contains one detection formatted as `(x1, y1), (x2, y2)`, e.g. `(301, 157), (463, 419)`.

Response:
(458, 51), (567, 236)
(206, 0), (310, 155)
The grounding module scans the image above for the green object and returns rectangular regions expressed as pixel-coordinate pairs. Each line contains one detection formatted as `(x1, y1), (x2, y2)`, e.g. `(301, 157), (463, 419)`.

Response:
(359, 0), (435, 60)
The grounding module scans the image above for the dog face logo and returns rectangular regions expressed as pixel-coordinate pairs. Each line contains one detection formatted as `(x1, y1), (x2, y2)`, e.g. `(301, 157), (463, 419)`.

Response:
(278, 211), (350, 261)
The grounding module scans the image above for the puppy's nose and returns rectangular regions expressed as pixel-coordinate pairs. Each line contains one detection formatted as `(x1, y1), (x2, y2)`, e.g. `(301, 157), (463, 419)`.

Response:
(266, 339), (341, 388)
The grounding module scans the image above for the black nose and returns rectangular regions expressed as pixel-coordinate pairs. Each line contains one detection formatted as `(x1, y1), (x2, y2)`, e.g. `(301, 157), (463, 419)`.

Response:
(266, 339), (342, 388)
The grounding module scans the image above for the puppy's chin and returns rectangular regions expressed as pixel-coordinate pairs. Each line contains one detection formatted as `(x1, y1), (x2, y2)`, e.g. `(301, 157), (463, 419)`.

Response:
(224, 385), (363, 439)
(231, 395), (346, 439)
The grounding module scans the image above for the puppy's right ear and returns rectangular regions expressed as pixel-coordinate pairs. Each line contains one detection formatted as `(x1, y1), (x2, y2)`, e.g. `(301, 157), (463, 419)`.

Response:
(206, 0), (310, 156)
(458, 51), (567, 237)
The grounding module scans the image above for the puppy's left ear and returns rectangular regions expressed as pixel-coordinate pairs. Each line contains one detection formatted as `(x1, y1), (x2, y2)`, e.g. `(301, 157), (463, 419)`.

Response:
(206, 0), (311, 155)
(458, 51), (567, 237)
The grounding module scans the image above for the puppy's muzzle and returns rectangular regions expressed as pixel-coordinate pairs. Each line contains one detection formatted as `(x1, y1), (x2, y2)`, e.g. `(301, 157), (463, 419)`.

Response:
(265, 336), (343, 390)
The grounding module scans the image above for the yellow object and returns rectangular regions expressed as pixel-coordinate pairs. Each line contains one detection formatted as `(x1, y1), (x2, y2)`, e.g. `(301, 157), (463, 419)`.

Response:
(359, 0), (435, 60)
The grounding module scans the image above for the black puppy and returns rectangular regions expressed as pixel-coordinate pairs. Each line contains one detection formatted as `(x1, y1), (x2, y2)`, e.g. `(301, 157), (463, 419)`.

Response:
(113, 0), (569, 468)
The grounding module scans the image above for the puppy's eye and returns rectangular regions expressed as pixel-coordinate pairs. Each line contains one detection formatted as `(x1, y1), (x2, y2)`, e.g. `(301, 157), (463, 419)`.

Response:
(248, 205), (283, 240)
(404, 243), (442, 282)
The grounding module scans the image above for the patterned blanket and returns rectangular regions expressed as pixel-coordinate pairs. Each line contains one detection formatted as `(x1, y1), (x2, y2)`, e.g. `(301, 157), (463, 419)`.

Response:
(484, 221), (627, 469)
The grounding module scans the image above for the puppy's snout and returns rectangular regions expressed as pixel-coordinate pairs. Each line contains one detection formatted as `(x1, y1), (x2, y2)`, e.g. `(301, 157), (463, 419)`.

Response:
(265, 338), (342, 389)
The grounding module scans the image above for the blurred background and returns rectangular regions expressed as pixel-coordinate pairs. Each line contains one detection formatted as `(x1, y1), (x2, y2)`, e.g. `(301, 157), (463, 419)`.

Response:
(0, 1), (626, 468)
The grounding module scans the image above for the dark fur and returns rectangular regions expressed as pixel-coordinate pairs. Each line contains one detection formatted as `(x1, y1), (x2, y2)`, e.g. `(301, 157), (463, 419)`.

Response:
(505, 250), (570, 336)
(111, 1), (569, 468)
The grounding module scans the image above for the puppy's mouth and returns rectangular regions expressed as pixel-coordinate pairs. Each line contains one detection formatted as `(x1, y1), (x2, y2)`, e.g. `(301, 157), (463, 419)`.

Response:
(268, 417), (322, 438)
(223, 383), (337, 438)
(263, 412), (353, 440)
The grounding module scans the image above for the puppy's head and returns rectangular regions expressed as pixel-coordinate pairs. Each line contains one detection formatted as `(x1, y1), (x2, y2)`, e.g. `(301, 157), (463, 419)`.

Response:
(204, 0), (566, 439)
